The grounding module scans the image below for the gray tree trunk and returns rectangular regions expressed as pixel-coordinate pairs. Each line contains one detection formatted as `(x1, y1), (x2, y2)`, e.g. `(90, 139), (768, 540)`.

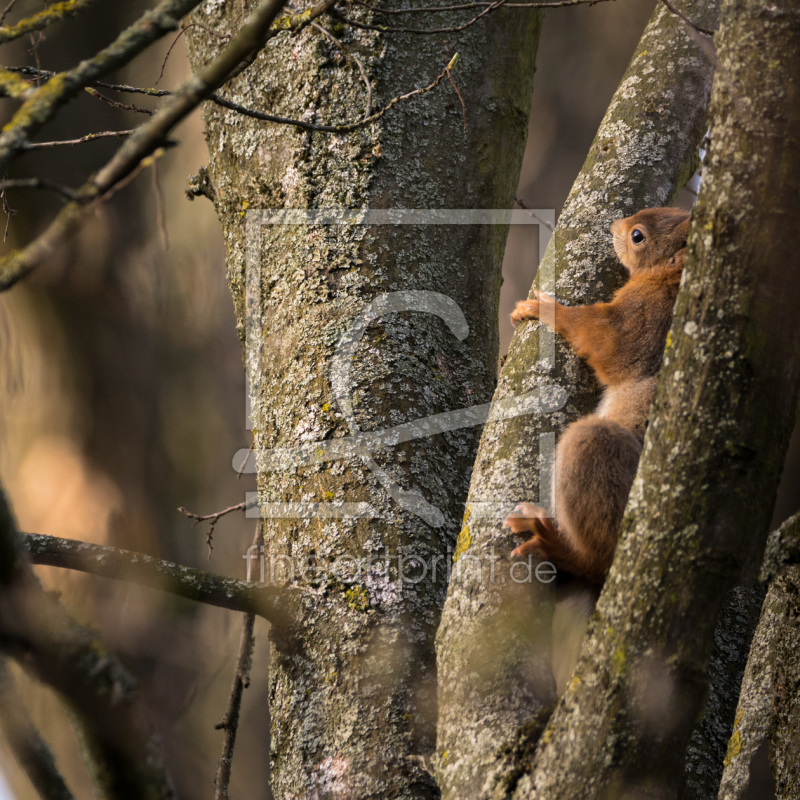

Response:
(719, 514), (800, 800)
(186, 2), (541, 796)
(434, 1), (719, 797)
(523, 0), (800, 795)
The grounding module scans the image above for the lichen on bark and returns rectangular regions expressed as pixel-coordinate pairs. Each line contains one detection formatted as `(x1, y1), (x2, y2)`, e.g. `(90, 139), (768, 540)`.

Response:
(521, 0), (800, 795)
(434, 1), (719, 797)
(186, 1), (542, 795)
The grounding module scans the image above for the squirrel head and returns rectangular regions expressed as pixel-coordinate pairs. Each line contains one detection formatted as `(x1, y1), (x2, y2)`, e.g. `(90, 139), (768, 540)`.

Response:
(610, 207), (691, 274)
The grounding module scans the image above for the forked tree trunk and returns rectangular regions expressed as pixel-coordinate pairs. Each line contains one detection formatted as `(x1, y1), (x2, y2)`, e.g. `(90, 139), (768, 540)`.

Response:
(434, 1), (719, 797)
(186, 2), (542, 796)
(524, 0), (800, 796)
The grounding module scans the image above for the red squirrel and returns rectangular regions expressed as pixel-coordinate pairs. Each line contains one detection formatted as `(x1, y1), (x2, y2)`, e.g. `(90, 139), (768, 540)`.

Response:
(504, 207), (690, 587)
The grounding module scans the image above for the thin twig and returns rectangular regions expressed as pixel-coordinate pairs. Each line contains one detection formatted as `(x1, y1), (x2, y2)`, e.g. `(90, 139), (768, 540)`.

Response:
(310, 20), (372, 118)
(514, 195), (554, 231)
(23, 129), (135, 149)
(213, 521), (263, 800)
(5, 66), (174, 97)
(178, 500), (252, 557)
(0, 0), (19, 26)
(1, 185), (16, 241)
(156, 21), (232, 85)
(0, 178), (77, 200)
(84, 87), (153, 115)
(330, 0), (508, 35)
(209, 55), (456, 133)
(445, 58), (466, 134)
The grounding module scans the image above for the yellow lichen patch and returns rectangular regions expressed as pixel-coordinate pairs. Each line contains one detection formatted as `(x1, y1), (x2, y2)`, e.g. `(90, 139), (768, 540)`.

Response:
(453, 525), (471, 562)
(345, 586), (370, 612)
(723, 728), (742, 767)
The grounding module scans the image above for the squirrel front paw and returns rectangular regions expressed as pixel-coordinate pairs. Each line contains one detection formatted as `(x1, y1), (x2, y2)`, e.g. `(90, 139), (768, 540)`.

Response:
(510, 299), (540, 325)
(510, 292), (556, 326)
(503, 503), (544, 535)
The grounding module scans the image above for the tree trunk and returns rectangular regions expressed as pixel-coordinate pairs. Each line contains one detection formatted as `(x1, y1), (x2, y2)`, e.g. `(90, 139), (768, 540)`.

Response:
(434, 1), (719, 797)
(524, 0), (800, 795)
(718, 514), (800, 800)
(186, 3), (542, 796)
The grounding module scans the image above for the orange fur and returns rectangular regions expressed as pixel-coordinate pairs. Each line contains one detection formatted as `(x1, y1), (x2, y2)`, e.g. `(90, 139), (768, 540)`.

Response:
(505, 207), (691, 587)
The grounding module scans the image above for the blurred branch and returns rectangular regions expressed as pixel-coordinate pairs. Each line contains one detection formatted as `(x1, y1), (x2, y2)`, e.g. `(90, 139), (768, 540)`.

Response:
(0, 178), (78, 201)
(0, 0), (206, 173)
(214, 522), (264, 800)
(22, 533), (293, 626)
(0, 658), (76, 800)
(0, 490), (175, 800)
(23, 130), (135, 149)
(0, 0), (98, 46)
(0, 66), (35, 100)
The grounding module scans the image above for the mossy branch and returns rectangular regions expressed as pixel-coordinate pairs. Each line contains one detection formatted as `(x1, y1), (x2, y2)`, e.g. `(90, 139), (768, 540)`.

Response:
(0, 0), (98, 45)
(0, 0), (299, 292)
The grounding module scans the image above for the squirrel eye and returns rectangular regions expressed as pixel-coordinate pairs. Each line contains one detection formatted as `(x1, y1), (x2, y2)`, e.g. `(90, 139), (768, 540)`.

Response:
(631, 228), (645, 244)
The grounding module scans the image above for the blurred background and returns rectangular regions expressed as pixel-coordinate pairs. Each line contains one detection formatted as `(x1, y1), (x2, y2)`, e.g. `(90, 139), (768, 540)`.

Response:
(0, 0), (791, 797)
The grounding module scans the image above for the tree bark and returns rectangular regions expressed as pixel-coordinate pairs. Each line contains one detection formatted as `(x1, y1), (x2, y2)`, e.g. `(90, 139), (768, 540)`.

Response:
(679, 582), (766, 800)
(186, 3), (542, 796)
(434, 1), (719, 797)
(718, 514), (800, 800)
(523, 0), (800, 796)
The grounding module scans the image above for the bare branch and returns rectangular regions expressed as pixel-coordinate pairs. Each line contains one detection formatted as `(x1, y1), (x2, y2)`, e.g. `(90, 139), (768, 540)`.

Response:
(0, 0), (98, 46)
(0, 0), (19, 26)
(178, 499), (252, 557)
(84, 87), (153, 115)
(0, 178), (77, 201)
(21, 532), (292, 626)
(5, 67), (174, 98)
(23, 130), (135, 149)
(0, 658), (76, 800)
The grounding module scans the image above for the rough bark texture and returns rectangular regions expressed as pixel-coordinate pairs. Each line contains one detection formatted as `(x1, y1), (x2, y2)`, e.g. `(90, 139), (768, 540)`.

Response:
(717, 568), (800, 800)
(434, 2), (719, 797)
(680, 583), (766, 800)
(186, 2), (541, 797)
(718, 514), (800, 800)
(521, 0), (800, 796)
